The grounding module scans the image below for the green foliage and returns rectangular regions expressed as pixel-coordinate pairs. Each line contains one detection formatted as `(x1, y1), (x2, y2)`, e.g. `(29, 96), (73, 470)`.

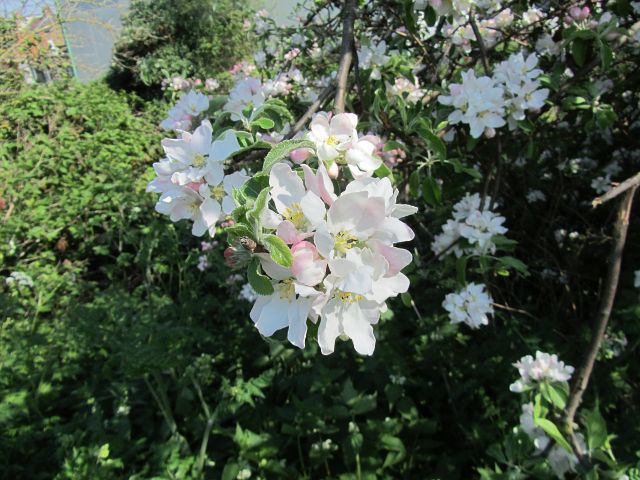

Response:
(107, 0), (255, 95)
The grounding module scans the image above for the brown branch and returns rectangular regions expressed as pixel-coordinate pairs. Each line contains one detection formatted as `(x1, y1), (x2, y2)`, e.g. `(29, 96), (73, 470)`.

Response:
(564, 186), (637, 458)
(333, 0), (357, 114)
(468, 10), (490, 75)
(592, 172), (640, 208)
(284, 83), (336, 140)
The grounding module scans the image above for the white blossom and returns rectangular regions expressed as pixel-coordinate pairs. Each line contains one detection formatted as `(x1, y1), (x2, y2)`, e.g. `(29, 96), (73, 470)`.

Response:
(509, 351), (575, 393)
(443, 282), (494, 328)
(160, 90), (209, 131)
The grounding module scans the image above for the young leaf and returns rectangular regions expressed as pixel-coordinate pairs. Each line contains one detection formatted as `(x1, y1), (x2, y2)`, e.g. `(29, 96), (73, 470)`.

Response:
(422, 176), (442, 207)
(247, 257), (274, 295)
(261, 139), (316, 173)
(251, 117), (275, 130)
(534, 418), (573, 453)
(263, 234), (293, 268)
(224, 223), (254, 240)
(584, 406), (607, 451)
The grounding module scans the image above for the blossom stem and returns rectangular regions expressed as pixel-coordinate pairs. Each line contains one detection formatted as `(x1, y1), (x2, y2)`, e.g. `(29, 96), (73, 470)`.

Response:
(468, 10), (491, 76)
(591, 172), (640, 208)
(334, 0), (357, 113)
(564, 185), (637, 458)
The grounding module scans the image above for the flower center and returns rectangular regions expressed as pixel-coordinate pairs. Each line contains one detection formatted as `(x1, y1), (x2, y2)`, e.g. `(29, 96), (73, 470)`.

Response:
(283, 202), (306, 229)
(337, 290), (363, 304)
(326, 135), (339, 146)
(278, 278), (296, 302)
(210, 185), (225, 201)
(193, 153), (207, 168)
(334, 231), (358, 254)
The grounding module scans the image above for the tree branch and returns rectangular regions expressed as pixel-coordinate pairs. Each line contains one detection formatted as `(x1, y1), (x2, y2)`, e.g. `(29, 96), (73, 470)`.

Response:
(564, 186), (637, 457)
(334, 0), (357, 113)
(592, 172), (640, 208)
(284, 83), (336, 139)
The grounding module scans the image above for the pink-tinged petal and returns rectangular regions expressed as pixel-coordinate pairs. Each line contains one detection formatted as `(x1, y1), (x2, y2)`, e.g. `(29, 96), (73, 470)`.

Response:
(290, 148), (311, 164)
(328, 192), (385, 238)
(270, 163), (305, 213)
(318, 298), (342, 355)
(301, 164), (336, 206)
(369, 240), (413, 275)
(343, 303), (376, 355)
(291, 241), (327, 286)
(276, 220), (311, 244)
(331, 112), (358, 135)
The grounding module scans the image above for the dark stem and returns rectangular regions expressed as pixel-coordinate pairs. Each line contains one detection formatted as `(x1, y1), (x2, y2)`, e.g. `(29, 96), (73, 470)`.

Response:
(334, 0), (357, 113)
(564, 186), (637, 458)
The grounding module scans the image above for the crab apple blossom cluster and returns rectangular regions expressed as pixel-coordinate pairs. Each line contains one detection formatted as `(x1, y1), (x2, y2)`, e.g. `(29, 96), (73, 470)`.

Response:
(250, 159), (417, 356)
(442, 282), (494, 329)
(439, 52), (549, 138)
(160, 90), (210, 131)
(147, 120), (249, 237)
(509, 351), (575, 393)
(306, 112), (383, 178)
(431, 193), (507, 257)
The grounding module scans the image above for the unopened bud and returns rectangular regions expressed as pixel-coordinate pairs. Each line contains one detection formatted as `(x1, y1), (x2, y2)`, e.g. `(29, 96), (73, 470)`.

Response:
(327, 161), (340, 179)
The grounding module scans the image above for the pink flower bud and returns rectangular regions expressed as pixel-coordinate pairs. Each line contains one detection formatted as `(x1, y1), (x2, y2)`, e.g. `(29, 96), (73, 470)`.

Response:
(223, 247), (236, 267)
(290, 148), (310, 164)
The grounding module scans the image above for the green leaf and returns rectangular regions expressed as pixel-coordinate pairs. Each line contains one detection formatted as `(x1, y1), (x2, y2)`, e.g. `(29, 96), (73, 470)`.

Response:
(239, 174), (269, 200)
(584, 406), (607, 451)
(262, 234), (293, 268)
(497, 256), (529, 276)
(251, 117), (275, 130)
(97, 443), (110, 459)
(400, 292), (412, 308)
(247, 257), (274, 295)
(540, 382), (568, 410)
(599, 42), (613, 70)
(261, 139), (316, 173)
(224, 223), (254, 240)
(409, 171), (420, 198)
(422, 176), (442, 207)
(571, 38), (589, 67)
(534, 418), (573, 453)
(374, 162), (392, 178)
(248, 186), (270, 221)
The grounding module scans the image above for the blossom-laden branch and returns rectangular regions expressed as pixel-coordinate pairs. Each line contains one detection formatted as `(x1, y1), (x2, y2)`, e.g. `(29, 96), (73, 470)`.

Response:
(334, 0), (357, 113)
(564, 185), (637, 459)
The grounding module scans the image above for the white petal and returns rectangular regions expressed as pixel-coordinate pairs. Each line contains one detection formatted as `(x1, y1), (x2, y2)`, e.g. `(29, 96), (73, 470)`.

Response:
(342, 303), (376, 355)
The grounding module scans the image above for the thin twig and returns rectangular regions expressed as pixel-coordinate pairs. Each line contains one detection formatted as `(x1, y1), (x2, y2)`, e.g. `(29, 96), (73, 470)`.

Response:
(592, 172), (640, 208)
(564, 186), (637, 459)
(284, 83), (336, 139)
(334, 0), (357, 113)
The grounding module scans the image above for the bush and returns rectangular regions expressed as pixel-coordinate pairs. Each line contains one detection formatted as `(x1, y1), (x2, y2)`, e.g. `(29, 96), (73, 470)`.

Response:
(107, 0), (255, 96)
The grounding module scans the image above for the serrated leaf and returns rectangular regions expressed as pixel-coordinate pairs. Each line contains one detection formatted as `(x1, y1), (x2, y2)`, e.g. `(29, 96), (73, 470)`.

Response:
(262, 234), (293, 268)
(540, 382), (568, 410)
(247, 258), (274, 295)
(239, 174), (269, 200)
(261, 139), (316, 173)
(534, 418), (573, 453)
(374, 163), (392, 178)
(225, 223), (254, 240)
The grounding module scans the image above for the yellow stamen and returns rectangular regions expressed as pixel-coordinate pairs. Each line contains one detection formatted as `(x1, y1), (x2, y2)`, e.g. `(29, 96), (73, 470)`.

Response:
(283, 202), (306, 229)
(334, 231), (358, 254)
